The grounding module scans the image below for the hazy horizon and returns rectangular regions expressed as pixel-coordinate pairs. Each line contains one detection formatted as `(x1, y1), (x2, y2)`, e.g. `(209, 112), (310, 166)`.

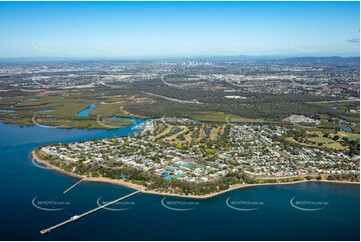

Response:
(0, 54), (359, 63)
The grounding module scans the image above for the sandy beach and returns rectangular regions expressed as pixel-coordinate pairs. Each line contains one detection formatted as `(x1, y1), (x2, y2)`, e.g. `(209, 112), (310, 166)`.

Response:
(32, 150), (360, 199)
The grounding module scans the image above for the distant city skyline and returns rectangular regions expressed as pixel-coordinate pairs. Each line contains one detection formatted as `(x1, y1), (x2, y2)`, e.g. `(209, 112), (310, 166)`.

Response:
(0, 1), (359, 58)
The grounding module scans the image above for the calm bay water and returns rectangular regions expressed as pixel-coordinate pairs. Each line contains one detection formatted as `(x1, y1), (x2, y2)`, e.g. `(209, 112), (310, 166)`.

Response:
(0, 121), (359, 240)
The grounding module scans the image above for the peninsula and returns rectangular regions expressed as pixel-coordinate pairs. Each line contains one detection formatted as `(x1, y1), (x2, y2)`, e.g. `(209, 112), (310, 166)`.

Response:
(33, 117), (360, 198)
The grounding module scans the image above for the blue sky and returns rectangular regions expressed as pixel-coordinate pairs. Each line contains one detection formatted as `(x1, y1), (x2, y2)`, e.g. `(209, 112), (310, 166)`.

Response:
(0, 1), (359, 58)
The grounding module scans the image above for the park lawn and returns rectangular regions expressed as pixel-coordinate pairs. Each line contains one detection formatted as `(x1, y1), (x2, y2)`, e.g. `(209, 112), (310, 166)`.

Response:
(347, 135), (360, 141)
(210, 126), (224, 141)
(286, 137), (346, 151)
(301, 126), (337, 134)
(336, 131), (360, 141)
(153, 125), (173, 140)
(325, 142), (347, 150)
(191, 112), (264, 123)
(155, 123), (166, 134)
(306, 131), (323, 136)
(164, 126), (189, 142)
(307, 137), (334, 143)
(196, 125), (206, 143)
(182, 128), (193, 143)
(190, 126), (200, 141)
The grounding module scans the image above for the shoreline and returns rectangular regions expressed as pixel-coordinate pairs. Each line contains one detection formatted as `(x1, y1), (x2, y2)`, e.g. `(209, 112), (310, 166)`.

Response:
(0, 116), (133, 131)
(32, 150), (360, 199)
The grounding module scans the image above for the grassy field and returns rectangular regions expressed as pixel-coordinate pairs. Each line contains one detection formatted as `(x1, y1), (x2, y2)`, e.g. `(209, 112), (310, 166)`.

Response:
(164, 126), (189, 142)
(286, 127), (360, 151)
(336, 131), (360, 141)
(153, 126), (173, 140)
(150, 121), (226, 148)
(191, 112), (265, 123)
(210, 126), (223, 141)
(196, 125), (206, 143)
(285, 137), (346, 150)
(307, 137), (334, 143)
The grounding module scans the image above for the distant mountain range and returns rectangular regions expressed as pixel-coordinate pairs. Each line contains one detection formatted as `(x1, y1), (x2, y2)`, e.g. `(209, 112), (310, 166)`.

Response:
(194, 55), (360, 63)
(282, 56), (360, 64)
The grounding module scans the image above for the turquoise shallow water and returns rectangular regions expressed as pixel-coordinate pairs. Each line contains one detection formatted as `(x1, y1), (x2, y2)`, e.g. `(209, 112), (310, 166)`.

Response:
(77, 103), (96, 117)
(0, 121), (359, 240)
